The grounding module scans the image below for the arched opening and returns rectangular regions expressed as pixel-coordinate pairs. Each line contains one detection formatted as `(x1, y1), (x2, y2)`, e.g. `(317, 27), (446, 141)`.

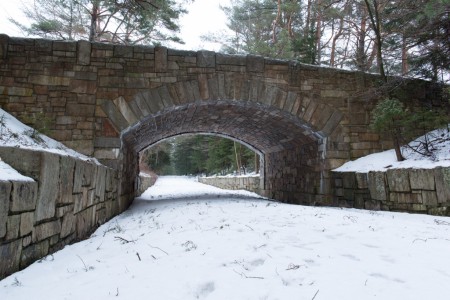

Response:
(117, 99), (324, 206)
(136, 133), (265, 195)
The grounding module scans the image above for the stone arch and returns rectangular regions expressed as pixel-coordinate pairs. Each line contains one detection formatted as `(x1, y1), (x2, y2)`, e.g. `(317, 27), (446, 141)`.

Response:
(99, 79), (344, 205)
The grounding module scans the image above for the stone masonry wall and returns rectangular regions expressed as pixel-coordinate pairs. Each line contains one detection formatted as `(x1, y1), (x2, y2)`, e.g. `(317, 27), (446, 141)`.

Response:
(198, 176), (262, 195)
(0, 147), (121, 279)
(137, 173), (157, 196)
(332, 167), (450, 216)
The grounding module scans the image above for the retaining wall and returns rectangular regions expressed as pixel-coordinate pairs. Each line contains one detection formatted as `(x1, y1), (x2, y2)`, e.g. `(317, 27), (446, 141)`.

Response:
(198, 176), (262, 195)
(0, 147), (121, 279)
(332, 167), (450, 216)
(137, 173), (157, 196)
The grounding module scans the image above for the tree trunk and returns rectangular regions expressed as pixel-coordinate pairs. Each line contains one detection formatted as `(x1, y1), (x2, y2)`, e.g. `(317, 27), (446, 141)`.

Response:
(364, 0), (387, 82)
(315, 0), (322, 64)
(401, 34), (408, 75)
(234, 142), (241, 175)
(89, 2), (99, 42)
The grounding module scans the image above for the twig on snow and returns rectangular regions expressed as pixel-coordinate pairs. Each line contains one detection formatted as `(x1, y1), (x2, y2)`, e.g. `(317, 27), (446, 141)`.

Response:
(233, 269), (264, 280)
(312, 289), (319, 300)
(286, 263), (305, 271)
(114, 236), (135, 244)
(136, 252), (141, 261)
(435, 219), (450, 226)
(245, 224), (254, 231)
(148, 244), (169, 255)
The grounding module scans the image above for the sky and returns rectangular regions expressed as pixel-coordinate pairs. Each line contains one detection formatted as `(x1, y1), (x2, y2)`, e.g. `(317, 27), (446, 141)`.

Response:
(0, 0), (231, 51)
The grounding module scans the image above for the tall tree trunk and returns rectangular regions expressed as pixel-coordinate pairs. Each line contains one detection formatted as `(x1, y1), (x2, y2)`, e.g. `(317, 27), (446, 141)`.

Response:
(356, 4), (368, 71)
(304, 0), (312, 37)
(401, 34), (408, 75)
(234, 142), (241, 175)
(330, 15), (344, 67)
(315, 0), (322, 64)
(364, 0), (387, 82)
(89, 2), (100, 42)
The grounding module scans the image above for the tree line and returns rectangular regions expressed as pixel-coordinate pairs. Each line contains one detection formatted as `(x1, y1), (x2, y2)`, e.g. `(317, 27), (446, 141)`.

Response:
(11, 0), (191, 45)
(141, 135), (260, 176)
(207, 0), (449, 83)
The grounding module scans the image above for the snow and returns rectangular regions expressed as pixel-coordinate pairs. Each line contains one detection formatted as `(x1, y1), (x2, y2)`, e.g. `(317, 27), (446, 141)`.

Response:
(0, 160), (33, 182)
(141, 176), (264, 200)
(1, 176), (449, 300)
(334, 126), (450, 173)
(0, 108), (98, 180)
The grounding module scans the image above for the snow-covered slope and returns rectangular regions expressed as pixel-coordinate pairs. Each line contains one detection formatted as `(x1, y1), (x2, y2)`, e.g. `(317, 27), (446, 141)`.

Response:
(334, 126), (450, 173)
(0, 108), (97, 180)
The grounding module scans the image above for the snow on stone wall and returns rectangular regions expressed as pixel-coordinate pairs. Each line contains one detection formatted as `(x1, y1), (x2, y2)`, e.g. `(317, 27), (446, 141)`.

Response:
(0, 147), (121, 279)
(198, 176), (262, 195)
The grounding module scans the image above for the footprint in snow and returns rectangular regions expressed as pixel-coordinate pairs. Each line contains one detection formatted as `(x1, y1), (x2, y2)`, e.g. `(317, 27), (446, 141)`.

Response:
(195, 281), (215, 298)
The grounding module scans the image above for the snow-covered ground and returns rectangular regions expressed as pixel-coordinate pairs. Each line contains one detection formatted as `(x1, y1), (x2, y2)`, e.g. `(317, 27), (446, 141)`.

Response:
(1, 176), (449, 300)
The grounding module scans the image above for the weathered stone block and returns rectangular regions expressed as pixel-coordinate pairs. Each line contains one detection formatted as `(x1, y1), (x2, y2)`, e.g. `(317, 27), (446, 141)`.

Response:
(0, 180), (11, 238)
(6, 215), (20, 240)
(76, 206), (96, 239)
(355, 173), (369, 189)
(422, 191), (438, 206)
(32, 220), (61, 243)
(364, 200), (381, 210)
(77, 40), (91, 65)
(35, 152), (60, 222)
(0, 147), (41, 180)
(20, 240), (49, 269)
(246, 55), (264, 72)
(387, 169), (410, 192)
(20, 212), (34, 237)
(61, 212), (75, 238)
(197, 50), (215, 68)
(66, 103), (95, 117)
(0, 239), (22, 278)
(73, 160), (96, 193)
(113, 96), (138, 125)
(68, 79), (97, 94)
(10, 180), (37, 212)
(409, 169), (435, 190)
(390, 192), (422, 204)
(342, 172), (356, 189)
(95, 166), (107, 202)
(155, 46), (167, 72)
(59, 156), (75, 204)
(368, 171), (387, 200)
(435, 167), (450, 203)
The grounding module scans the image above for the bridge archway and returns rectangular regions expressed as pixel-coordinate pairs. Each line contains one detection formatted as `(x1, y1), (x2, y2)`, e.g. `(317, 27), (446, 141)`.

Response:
(99, 77), (342, 206)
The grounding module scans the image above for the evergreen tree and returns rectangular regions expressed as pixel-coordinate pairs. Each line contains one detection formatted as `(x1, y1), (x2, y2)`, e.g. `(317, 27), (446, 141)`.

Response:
(11, 0), (188, 45)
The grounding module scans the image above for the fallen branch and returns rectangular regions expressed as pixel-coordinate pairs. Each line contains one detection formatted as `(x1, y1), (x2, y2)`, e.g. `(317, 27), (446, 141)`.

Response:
(148, 244), (169, 255)
(114, 236), (135, 244)
(435, 219), (450, 226)
(233, 269), (264, 280)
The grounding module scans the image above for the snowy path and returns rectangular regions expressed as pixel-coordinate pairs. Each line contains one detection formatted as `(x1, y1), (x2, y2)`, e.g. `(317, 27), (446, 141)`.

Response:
(1, 176), (450, 300)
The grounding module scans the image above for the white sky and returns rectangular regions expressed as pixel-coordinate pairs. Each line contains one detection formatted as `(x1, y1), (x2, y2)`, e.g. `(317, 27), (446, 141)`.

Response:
(0, 0), (231, 51)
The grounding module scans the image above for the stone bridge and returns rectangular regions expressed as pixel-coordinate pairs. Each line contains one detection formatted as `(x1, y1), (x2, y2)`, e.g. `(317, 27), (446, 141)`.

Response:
(0, 35), (441, 208)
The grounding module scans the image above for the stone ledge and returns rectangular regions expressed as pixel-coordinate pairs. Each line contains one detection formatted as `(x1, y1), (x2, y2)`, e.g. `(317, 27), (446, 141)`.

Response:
(333, 167), (450, 216)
